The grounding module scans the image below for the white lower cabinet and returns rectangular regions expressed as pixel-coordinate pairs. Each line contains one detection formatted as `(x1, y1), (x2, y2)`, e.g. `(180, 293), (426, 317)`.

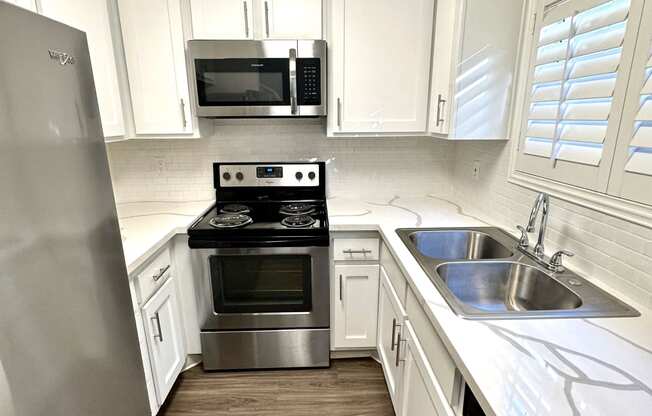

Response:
(397, 321), (456, 416)
(142, 276), (186, 406)
(332, 263), (380, 349)
(377, 266), (407, 408)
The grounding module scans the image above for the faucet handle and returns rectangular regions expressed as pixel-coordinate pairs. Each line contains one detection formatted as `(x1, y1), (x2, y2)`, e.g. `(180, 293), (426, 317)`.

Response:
(516, 225), (529, 248)
(549, 250), (574, 272)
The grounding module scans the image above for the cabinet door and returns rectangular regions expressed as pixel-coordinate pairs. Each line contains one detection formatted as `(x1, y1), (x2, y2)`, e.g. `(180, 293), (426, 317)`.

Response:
(190, 0), (253, 39)
(262, 0), (321, 39)
(332, 263), (379, 349)
(397, 321), (456, 416)
(377, 266), (407, 409)
(3, 0), (37, 11)
(40, 0), (125, 138)
(117, 0), (193, 135)
(427, 0), (457, 136)
(142, 277), (186, 405)
(330, 0), (434, 134)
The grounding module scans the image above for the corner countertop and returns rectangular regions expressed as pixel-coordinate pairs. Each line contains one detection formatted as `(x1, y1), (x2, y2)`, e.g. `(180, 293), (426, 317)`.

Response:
(116, 200), (213, 275)
(117, 195), (652, 416)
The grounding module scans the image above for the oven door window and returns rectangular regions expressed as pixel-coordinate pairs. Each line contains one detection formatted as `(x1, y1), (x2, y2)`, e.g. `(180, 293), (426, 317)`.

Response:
(210, 255), (312, 313)
(195, 58), (290, 106)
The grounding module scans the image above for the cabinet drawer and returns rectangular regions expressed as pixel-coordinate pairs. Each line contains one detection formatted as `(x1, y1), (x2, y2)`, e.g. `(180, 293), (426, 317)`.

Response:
(135, 246), (172, 304)
(380, 242), (407, 305)
(406, 287), (458, 405)
(333, 238), (380, 261)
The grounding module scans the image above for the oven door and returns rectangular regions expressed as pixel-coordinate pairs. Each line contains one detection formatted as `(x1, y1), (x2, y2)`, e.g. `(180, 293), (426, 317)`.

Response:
(195, 246), (329, 331)
(189, 40), (297, 117)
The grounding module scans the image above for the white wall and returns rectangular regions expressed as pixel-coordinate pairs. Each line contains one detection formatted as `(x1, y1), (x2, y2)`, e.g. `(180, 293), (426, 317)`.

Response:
(106, 119), (455, 203)
(450, 141), (652, 310)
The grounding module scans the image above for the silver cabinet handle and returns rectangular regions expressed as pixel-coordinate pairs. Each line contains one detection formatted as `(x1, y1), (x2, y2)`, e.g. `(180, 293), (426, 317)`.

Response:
(395, 332), (402, 367)
(289, 48), (297, 115)
(152, 264), (170, 282)
(435, 94), (446, 127)
(391, 318), (402, 351)
(151, 312), (163, 342)
(337, 98), (342, 129)
(243, 1), (249, 38)
(264, 1), (270, 38)
(180, 99), (187, 129)
(342, 248), (372, 255)
(339, 274), (343, 302)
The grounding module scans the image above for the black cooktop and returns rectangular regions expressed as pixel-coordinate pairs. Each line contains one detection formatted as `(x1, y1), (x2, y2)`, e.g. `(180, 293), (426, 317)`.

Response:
(188, 162), (329, 248)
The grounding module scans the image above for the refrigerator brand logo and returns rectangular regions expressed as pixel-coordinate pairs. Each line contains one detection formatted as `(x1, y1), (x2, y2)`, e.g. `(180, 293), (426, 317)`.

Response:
(48, 49), (75, 66)
(250, 63), (264, 67)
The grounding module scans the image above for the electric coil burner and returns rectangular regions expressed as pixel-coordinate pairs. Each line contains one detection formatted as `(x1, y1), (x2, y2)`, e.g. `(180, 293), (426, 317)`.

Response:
(188, 162), (330, 371)
(281, 214), (316, 228)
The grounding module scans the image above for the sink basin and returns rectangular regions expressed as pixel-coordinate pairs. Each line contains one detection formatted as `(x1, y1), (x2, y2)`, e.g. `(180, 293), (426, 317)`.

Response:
(408, 230), (512, 261)
(437, 262), (582, 312)
(396, 227), (639, 319)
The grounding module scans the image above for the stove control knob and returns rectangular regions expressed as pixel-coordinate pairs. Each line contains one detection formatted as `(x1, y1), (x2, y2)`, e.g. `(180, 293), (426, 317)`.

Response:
(295, 171), (303, 181)
(308, 171), (316, 180)
(222, 172), (231, 181)
(235, 172), (244, 181)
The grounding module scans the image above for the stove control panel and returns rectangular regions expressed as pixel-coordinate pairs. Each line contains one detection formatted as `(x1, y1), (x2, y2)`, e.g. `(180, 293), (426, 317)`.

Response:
(219, 163), (320, 187)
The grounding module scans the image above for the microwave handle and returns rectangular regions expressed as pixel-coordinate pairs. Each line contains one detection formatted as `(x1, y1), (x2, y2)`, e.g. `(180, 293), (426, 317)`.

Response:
(289, 48), (298, 115)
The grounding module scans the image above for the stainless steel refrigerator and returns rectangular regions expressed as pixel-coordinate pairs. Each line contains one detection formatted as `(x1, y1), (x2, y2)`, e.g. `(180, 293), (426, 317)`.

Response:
(0, 4), (149, 415)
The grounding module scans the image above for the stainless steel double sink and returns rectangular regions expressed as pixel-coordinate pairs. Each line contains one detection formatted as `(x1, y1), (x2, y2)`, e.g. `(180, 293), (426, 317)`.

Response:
(397, 227), (639, 319)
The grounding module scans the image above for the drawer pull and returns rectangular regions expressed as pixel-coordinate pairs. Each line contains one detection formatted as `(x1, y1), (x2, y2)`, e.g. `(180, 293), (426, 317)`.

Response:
(152, 265), (170, 282)
(342, 248), (372, 255)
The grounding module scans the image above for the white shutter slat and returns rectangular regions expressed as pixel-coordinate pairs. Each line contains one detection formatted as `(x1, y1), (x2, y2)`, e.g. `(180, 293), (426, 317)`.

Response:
(537, 40), (569, 65)
(539, 18), (572, 46)
(530, 102), (559, 119)
(641, 72), (652, 95)
(559, 122), (607, 143)
(574, 0), (629, 35)
(571, 23), (626, 58)
(556, 142), (603, 165)
(565, 76), (616, 99)
(631, 125), (652, 148)
(532, 83), (562, 101)
(567, 49), (621, 79)
(534, 62), (566, 83)
(562, 100), (611, 120)
(524, 138), (554, 157)
(624, 151), (652, 176)
(527, 122), (557, 138)
(635, 98), (652, 121)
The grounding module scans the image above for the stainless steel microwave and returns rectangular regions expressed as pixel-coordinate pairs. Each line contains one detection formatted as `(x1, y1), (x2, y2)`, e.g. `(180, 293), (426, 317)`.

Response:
(187, 40), (326, 118)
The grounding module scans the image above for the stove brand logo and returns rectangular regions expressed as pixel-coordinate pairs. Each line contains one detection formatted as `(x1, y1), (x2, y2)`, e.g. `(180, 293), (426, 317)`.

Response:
(48, 49), (75, 66)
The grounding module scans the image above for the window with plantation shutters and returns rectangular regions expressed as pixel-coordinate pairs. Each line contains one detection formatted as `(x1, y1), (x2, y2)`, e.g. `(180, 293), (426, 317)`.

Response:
(607, 0), (652, 205)
(515, 0), (644, 192)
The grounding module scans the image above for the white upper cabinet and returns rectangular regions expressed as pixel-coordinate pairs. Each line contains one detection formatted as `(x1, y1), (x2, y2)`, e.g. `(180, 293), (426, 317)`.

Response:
(189, 0), (321, 40)
(190, 0), (253, 39)
(428, 0), (523, 139)
(117, 0), (193, 136)
(40, 0), (126, 138)
(327, 0), (435, 135)
(2, 0), (37, 11)
(262, 0), (322, 39)
(515, 0), (644, 192)
(607, 0), (652, 205)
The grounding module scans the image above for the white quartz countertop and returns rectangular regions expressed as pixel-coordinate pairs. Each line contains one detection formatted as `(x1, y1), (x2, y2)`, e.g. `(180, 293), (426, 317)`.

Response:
(117, 195), (652, 416)
(117, 200), (213, 275)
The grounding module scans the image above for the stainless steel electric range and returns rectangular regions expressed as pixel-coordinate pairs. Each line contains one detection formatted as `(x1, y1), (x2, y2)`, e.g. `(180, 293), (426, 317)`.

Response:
(188, 162), (330, 370)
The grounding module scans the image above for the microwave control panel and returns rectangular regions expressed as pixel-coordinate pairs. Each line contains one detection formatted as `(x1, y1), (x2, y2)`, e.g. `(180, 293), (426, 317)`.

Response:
(297, 58), (321, 106)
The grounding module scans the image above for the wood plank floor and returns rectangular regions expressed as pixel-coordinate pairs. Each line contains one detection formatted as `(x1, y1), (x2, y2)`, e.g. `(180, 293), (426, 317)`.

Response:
(160, 358), (395, 416)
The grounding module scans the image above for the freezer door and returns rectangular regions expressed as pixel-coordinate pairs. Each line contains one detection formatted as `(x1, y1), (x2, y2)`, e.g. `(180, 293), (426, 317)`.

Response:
(0, 4), (149, 416)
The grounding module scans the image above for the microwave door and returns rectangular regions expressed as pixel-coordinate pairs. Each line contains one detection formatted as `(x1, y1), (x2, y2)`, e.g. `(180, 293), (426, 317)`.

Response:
(194, 58), (293, 117)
